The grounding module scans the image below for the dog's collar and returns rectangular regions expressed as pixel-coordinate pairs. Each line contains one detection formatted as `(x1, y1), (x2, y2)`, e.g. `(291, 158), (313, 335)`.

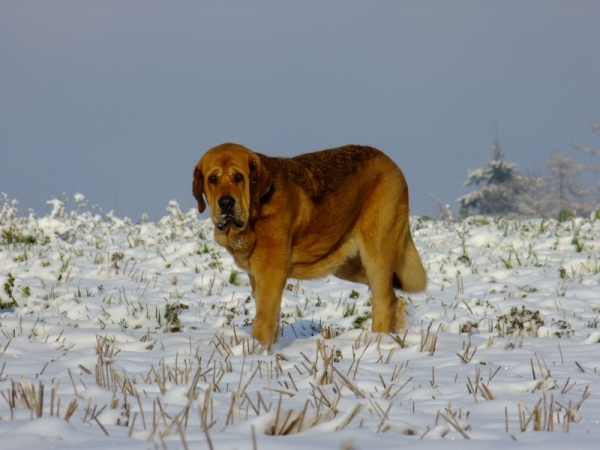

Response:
(259, 183), (275, 205)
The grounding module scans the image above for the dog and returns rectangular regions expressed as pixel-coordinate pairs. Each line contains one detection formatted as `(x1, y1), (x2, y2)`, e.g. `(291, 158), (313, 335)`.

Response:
(193, 143), (426, 347)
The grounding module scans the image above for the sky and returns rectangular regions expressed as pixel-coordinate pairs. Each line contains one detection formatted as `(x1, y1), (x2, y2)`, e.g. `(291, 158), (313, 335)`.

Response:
(1, 1), (600, 221)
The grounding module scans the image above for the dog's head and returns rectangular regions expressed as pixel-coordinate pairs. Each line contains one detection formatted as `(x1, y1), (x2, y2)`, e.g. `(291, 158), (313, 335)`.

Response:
(193, 143), (271, 232)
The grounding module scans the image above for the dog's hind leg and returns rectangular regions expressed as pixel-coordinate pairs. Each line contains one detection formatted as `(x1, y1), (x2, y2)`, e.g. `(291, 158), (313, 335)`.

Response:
(355, 240), (398, 333)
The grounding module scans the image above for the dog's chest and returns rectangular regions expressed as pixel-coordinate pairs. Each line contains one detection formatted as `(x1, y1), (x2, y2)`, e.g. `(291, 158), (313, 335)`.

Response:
(228, 233), (251, 251)
(220, 231), (255, 271)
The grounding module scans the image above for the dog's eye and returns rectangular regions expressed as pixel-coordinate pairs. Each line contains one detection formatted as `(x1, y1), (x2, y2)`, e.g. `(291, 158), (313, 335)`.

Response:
(234, 174), (244, 183)
(208, 175), (218, 185)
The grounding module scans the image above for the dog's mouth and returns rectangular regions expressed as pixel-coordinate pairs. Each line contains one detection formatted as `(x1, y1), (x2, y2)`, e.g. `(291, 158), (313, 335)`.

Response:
(215, 213), (245, 231)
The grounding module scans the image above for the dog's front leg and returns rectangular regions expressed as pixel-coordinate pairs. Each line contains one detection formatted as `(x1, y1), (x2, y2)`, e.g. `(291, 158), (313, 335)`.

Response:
(251, 268), (287, 348)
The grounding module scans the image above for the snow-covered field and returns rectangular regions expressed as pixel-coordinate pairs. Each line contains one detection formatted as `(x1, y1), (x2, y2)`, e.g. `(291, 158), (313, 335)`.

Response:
(1, 194), (600, 449)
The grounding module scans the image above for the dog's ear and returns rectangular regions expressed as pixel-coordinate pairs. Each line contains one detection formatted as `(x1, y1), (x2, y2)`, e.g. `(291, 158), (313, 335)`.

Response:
(192, 167), (206, 213)
(249, 155), (272, 205)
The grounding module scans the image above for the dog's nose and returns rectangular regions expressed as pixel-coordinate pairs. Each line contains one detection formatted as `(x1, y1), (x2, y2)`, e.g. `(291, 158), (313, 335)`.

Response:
(218, 196), (235, 212)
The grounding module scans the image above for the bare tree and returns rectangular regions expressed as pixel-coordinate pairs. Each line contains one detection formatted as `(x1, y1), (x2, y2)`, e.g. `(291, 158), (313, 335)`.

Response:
(523, 123), (600, 218)
(541, 151), (590, 216)
(429, 193), (454, 221)
(573, 121), (600, 204)
(573, 122), (600, 158)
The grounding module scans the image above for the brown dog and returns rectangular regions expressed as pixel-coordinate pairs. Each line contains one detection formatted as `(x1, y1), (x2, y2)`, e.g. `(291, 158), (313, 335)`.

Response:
(193, 143), (426, 346)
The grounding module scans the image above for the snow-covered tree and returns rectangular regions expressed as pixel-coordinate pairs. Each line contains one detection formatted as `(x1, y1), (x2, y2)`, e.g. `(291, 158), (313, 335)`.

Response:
(458, 123), (600, 219)
(458, 139), (526, 217)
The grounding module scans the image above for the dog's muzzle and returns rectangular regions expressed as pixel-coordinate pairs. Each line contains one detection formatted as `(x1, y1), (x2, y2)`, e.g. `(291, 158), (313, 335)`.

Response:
(216, 196), (243, 230)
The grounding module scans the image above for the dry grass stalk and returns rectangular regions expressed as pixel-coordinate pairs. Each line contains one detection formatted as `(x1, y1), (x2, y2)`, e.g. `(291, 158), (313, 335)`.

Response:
(466, 375), (478, 403)
(465, 366), (494, 402)
(266, 394), (347, 436)
(389, 330), (409, 348)
(64, 399), (78, 421)
(560, 377), (576, 394)
(574, 385), (590, 411)
(518, 399), (542, 432)
(419, 426), (432, 439)
(128, 412), (138, 437)
(175, 420), (189, 450)
(262, 386), (296, 397)
(480, 383), (494, 400)
(431, 403), (470, 439)
(335, 403), (364, 431)
(256, 391), (270, 413)
(346, 340), (370, 380)
(461, 297), (474, 314)
(419, 324), (439, 355)
(371, 400), (393, 433)
(237, 358), (261, 398)
(251, 425), (258, 450)
(299, 351), (317, 376)
(94, 414), (109, 435)
(78, 364), (92, 374)
(82, 397), (93, 422)
(198, 400), (214, 450)
(530, 358), (537, 380)
(516, 395), (571, 433)
(438, 410), (470, 439)
(321, 325), (342, 340)
(504, 335), (525, 350)
(161, 397), (194, 437)
(150, 365), (168, 395)
(95, 335), (120, 358)
(67, 369), (78, 394)
(381, 347), (395, 364)
(557, 343), (564, 364)
(2, 379), (44, 418)
(392, 362), (409, 381)
(225, 391), (239, 426)
(315, 340), (335, 385)
(332, 365), (366, 398)
(387, 376), (413, 400)
(187, 366), (203, 399)
(546, 394), (554, 432)
(210, 332), (235, 357)
(488, 366), (501, 383)
(198, 384), (217, 429)
(457, 341), (477, 363)
(95, 356), (137, 395)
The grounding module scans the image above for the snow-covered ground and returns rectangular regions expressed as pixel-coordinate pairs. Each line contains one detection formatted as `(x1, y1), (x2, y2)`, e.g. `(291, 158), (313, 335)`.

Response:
(1, 194), (600, 449)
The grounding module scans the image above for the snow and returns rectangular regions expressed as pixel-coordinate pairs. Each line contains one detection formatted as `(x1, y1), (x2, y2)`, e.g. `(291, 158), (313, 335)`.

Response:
(1, 196), (600, 449)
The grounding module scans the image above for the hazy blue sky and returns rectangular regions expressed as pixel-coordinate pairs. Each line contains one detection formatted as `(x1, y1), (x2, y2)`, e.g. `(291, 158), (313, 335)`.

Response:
(1, 1), (599, 220)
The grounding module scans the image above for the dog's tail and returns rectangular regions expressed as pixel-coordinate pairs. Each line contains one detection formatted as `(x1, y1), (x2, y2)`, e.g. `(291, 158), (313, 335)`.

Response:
(394, 233), (427, 293)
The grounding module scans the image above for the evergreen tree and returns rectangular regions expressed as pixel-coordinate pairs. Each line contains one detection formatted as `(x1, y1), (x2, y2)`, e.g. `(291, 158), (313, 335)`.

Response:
(458, 138), (525, 217)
